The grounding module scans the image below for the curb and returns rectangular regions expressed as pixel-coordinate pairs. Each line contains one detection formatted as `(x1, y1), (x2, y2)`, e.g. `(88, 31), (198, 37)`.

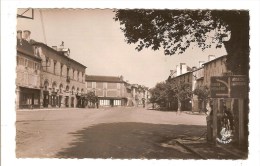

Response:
(216, 144), (247, 159)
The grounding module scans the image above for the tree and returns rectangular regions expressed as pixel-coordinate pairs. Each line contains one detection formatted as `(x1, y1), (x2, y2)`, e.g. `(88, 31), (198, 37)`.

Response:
(169, 81), (193, 113)
(193, 85), (210, 112)
(85, 91), (98, 108)
(114, 10), (249, 75)
(149, 82), (170, 108)
(149, 81), (192, 112)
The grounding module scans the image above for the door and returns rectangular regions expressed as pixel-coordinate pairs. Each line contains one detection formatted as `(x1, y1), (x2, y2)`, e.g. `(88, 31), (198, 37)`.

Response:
(43, 94), (49, 107)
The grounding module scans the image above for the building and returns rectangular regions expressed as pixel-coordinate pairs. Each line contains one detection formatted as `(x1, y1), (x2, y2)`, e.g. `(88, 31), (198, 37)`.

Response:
(203, 55), (227, 87)
(191, 66), (205, 112)
(167, 63), (193, 111)
(125, 84), (149, 107)
(85, 75), (149, 107)
(33, 41), (87, 108)
(16, 30), (42, 109)
(191, 55), (227, 112)
(85, 75), (128, 107)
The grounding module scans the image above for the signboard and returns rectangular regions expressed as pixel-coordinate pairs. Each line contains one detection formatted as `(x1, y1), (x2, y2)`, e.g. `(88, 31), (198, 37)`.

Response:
(210, 75), (248, 98)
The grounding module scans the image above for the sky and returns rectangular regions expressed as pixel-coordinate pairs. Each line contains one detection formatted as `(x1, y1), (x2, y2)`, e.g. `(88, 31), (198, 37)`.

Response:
(17, 9), (227, 88)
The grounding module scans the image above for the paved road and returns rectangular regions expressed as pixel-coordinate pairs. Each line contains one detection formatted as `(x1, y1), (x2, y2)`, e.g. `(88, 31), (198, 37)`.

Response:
(16, 107), (234, 159)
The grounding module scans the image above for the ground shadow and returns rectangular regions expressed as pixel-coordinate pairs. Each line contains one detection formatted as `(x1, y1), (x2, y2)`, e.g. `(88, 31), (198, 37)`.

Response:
(55, 122), (218, 159)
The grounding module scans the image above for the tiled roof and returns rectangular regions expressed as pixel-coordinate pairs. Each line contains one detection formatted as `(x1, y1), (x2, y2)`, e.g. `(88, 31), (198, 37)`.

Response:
(33, 42), (87, 69)
(203, 55), (227, 65)
(85, 75), (125, 83)
(17, 39), (41, 60)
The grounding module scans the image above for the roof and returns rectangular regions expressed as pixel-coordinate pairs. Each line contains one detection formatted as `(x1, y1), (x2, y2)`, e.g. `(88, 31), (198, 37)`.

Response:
(17, 39), (41, 61)
(203, 55), (227, 65)
(33, 42), (87, 69)
(85, 75), (125, 83)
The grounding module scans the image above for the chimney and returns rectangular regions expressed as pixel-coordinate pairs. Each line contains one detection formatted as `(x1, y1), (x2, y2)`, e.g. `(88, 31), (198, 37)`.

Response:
(192, 66), (197, 71)
(181, 63), (187, 74)
(170, 70), (174, 76)
(199, 61), (205, 67)
(23, 30), (31, 42)
(17, 30), (22, 40)
(17, 30), (22, 46)
(176, 64), (181, 76)
(119, 75), (124, 81)
(208, 55), (216, 61)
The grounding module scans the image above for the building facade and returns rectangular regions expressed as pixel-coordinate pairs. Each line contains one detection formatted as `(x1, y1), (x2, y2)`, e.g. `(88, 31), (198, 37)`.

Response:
(167, 63), (193, 111)
(203, 55), (227, 87)
(85, 75), (149, 107)
(85, 75), (128, 107)
(168, 71), (193, 111)
(33, 42), (87, 108)
(125, 84), (149, 107)
(16, 30), (42, 109)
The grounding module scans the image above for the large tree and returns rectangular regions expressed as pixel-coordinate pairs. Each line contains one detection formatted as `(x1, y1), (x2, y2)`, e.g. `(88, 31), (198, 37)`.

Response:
(149, 82), (170, 108)
(114, 10), (249, 75)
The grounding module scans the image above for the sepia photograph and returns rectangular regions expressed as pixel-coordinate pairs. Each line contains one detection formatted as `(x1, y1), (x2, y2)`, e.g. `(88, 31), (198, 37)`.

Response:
(15, 8), (249, 159)
(1, 1), (260, 166)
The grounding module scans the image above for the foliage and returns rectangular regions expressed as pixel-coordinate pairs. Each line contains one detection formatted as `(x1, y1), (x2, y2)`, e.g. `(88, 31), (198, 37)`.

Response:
(193, 85), (210, 101)
(149, 80), (192, 110)
(114, 9), (249, 75)
(85, 91), (98, 104)
(149, 82), (170, 107)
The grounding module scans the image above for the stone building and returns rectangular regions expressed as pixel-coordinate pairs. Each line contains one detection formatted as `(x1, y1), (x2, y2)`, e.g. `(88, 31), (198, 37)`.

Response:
(33, 42), (87, 108)
(85, 75), (128, 107)
(167, 63), (193, 111)
(16, 30), (41, 109)
(125, 84), (149, 107)
(191, 66), (205, 112)
(85, 75), (149, 107)
(203, 55), (227, 87)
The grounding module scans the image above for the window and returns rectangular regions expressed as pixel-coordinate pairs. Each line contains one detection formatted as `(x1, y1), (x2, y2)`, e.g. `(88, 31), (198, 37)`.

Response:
(87, 82), (92, 88)
(60, 64), (63, 76)
(72, 69), (75, 80)
(34, 63), (38, 70)
(53, 60), (57, 74)
(67, 67), (70, 77)
(45, 57), (49, 71)
(28, 60), (34, 69)
(25, 59), (28, 68)
(18, 57), (24, 66)
(107, 83), (116, 89)
(77, 71), (79, 81)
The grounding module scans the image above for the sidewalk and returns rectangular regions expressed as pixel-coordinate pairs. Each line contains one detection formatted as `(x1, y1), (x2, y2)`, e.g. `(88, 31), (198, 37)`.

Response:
(175, 138), (247, 159)
(183, 111), (207, 115)
(16, 107), (90, 112)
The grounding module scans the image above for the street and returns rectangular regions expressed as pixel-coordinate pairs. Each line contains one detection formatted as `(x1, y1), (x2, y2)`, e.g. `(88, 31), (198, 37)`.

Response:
(16, 107), (239, 159)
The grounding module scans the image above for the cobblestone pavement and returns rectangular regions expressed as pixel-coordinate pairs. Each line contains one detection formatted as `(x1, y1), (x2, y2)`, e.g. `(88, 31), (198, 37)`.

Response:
(16, 107), (242, 159)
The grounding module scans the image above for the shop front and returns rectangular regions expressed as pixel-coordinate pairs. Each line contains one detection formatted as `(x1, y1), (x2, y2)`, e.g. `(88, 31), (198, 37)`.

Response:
(19, 87), (41, 109)
(50, 91), (58, 107)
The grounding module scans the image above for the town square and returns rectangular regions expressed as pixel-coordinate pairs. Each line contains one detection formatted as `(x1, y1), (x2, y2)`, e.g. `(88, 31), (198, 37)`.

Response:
(2, 2), (260, 165)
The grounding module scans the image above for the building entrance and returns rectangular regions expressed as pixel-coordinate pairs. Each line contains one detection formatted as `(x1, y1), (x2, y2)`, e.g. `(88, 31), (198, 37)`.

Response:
(43, 91), (49, 108)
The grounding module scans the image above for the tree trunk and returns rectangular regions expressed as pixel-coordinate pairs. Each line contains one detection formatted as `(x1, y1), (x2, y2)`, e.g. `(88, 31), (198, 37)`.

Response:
(223, 12), (249, 76)
(177, 99), (181, 114)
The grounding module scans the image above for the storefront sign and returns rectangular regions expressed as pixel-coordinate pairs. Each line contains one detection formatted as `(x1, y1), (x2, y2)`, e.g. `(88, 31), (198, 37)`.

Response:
(210, 75), (248, 98)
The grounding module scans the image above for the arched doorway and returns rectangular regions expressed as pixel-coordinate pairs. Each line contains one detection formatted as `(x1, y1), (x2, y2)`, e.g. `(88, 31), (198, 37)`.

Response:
(50, 82), (58, 107)
(58, 84), (63, 107)
(71, 86), (75, 107)
(65, 85), (70, 107)
(43, 80), (49, 107)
